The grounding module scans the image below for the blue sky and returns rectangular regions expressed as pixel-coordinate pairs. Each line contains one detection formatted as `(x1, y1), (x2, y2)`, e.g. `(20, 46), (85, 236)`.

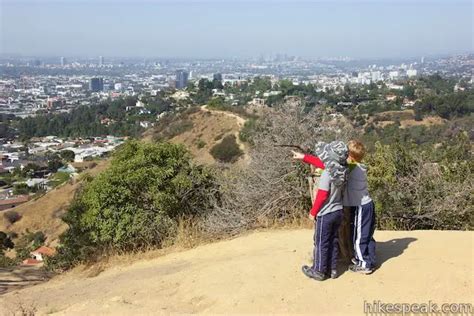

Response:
(1, 0), (472, 58)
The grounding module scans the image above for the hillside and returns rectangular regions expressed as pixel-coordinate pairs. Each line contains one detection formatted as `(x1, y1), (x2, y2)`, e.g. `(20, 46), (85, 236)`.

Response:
(0, 160), (110, 246)
(144, 106), (249, 165)
(368, 109), (447, 129)
(1, 106), (248, 244)
(1, 230), (472, 315)
(170, 106), (248, 165)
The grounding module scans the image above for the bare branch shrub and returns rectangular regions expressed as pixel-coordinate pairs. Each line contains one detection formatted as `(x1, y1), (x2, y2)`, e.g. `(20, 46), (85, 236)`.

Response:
(202, 102), (356, 235)
(3, 210), (22, 225)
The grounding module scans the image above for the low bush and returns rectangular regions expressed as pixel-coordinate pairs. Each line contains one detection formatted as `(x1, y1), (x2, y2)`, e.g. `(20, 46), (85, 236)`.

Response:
(14, 230), (45, 260)
(210, 135), (243, 163)
(196, 139), (206, 149)
(13, 183), (29, 195)
(239, 117), (258, 144)
(3, 210), (22, 225)
(47, 140), (220, 271)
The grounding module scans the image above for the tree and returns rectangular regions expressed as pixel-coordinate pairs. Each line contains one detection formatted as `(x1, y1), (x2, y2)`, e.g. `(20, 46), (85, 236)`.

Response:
(207, 96), (225, 109)
(0, 231), (14, 251)
(13, 183), (29, 195)
(212, 79), (224, 90)
(48, 158), (64, 173)
(402, 85), (415, 99)
(194, 79), (214, 104)
(14, 230), (46, 260)
(60, 150), (75, 162)
(0, 231), (15, 268)
(48, 141), (219, 270)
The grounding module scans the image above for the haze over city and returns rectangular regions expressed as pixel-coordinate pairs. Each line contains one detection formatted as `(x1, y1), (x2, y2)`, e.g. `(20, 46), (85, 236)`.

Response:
(1, 0), (473, 59)
(0, 0), (473, 314)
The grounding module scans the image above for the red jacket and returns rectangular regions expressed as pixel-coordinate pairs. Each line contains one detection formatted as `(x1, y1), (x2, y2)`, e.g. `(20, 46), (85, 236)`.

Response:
(303, 154), (328, 217)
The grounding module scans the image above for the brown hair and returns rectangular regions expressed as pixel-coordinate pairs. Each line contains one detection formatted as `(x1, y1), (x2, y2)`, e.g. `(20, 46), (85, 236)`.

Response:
(348, 140), (366, 162)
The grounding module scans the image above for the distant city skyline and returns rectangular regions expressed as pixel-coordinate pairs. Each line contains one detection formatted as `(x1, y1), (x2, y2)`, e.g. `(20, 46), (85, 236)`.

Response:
(1, 0), (473, 59)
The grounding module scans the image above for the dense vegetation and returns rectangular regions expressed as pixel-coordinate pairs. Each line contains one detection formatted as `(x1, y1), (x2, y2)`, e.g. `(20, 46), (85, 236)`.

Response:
(414, 91), (474, 120)
(0, 231), (16, 267)
(367, 136), (472, 230)
(0, 230), (46, 267)
(2, 94), (172, 139)
(16, 97), (143, 139)
(47, 141), (219, 270)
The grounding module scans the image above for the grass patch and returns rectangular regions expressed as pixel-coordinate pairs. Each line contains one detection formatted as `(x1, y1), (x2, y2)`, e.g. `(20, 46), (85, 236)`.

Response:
(195, 139), (206, 149)
(49, 172), (71, 188)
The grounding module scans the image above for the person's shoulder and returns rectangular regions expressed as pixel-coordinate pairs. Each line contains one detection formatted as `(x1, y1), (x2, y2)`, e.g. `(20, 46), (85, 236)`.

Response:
(354, 163), (368, 173)
(352, 163), (369, 181)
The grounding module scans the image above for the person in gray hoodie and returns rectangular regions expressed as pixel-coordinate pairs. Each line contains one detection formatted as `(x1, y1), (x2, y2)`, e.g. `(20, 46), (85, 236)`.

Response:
(294, 139), (376, 275)
(344, 140), (376, 274)
(292, 141), (349, 280)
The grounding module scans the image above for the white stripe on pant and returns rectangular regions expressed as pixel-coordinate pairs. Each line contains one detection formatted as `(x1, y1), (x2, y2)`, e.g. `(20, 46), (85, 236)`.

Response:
(355, 206), (367, 268)
(318, 215), (323, 271)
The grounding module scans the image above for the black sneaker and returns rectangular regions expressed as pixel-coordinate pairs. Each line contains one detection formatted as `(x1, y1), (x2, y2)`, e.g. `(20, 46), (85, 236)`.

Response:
(330, 269), (338, 279)
(349, 264), (373, 274)
(302, 265), (327, 281)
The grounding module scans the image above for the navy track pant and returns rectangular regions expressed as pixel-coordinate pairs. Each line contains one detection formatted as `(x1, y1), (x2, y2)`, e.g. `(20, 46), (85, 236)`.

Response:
(350, 201), (376, 269)
(312, 209), (343, 274)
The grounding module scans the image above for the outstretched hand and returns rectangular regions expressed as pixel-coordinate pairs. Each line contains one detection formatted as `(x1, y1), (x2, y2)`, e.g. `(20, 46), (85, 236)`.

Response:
(291, 150), (304, 160)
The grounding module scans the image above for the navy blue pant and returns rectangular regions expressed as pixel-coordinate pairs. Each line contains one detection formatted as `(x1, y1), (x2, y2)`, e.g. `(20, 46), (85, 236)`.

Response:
(312, 209), (343, 274)
(350, 201), (376, 269)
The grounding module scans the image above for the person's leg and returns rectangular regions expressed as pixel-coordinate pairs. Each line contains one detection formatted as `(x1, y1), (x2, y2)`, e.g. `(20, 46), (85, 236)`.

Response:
(352, 206), (363, 265)
(355, 202), (376, 269)
(314, 214), (331, 275)
(367, 202), (377, 269)
(354, 205), (370, 268)
(330, 210), (343, 271)
(311, 219), (320, 271)
(349, 206), (357, 263)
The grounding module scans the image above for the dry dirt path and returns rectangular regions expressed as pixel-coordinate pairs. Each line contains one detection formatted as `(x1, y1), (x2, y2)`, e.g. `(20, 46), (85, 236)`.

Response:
(1, 230), (472, 315)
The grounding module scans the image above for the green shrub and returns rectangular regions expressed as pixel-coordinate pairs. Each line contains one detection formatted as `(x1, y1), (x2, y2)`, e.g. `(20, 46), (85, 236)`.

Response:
(14, 230), (45, 261)
(60, 150), (75, 162)
(47, 140), (219, 271)
(50, 172), (71, 188)
(210, 135), (244, 163)
(13, 183), (29, 195)
(0, 231), (14, 250)
(0, 254), (17, 268)
(239, 117), (258, 144)
(367, 140), (473, 230)
(196, 139), (206, 149)
(207, 97), (225, 109)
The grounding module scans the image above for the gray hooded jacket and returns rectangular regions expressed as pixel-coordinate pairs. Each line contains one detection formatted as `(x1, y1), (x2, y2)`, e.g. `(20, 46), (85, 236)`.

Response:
(343, 163), (372, 207)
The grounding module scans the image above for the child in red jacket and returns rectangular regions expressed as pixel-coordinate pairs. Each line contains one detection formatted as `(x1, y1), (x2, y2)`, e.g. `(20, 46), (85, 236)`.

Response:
(293, 141), (349, 281)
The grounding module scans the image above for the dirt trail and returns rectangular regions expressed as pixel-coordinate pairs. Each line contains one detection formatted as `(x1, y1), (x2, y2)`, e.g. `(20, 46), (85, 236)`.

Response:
(1, 230), (472, 315)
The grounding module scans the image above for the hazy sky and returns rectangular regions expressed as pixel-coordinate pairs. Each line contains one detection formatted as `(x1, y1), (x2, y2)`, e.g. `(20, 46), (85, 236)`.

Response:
(1, 0), (473, 59)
